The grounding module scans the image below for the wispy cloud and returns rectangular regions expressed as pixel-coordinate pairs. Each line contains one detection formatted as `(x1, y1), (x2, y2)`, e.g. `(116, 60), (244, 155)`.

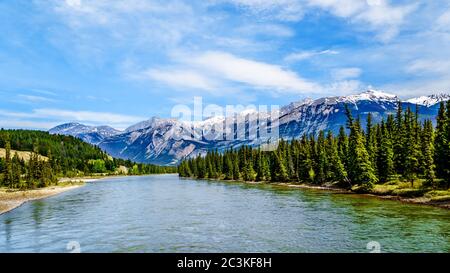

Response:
(144, 50), (324, 95)
(236, 23), (295, 38)
(406, 59), (450, 76)
(139, 50), (369, 97)
(146, 69), (217, 92)
(188, 51), (322, 94)
(223, 0), (305, 22)
(332, 67), (362, 80)
(224, 0), (417, 41)
(29, 89), (59, 97)
(284, 50), (339, 62)
(17, 94), (58, 103)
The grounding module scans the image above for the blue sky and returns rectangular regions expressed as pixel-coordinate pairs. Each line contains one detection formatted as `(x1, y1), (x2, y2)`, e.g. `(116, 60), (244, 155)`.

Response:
(1, 0), (449, 130)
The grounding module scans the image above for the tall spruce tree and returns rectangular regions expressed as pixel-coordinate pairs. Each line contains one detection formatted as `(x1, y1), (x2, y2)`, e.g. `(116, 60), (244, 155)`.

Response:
(434, 102), (447, 181)
(2, 135), (13, 188)
(224, 154), (234, 180)
(394, 102), (406, 175)
(297, 135), (313, 182)
(232, 155), (240, 180)
(314, 131), (327, 184)
(403, 107), (420, 185)
(445, 101), (450, 186)
(326, 131), (348, 183)
(376, 120), (394, 183)
(271, 151), (288, 182)
(337, 126), (349, 169)
(365, 113), (377, 168)
(345, 105), (378, 190)
(421, 120), (436, 188)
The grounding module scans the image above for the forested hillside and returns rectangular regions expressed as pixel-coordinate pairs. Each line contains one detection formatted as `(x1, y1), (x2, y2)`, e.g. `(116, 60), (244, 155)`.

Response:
(179, 102), (450, 193)
(0, 130), (176, 189)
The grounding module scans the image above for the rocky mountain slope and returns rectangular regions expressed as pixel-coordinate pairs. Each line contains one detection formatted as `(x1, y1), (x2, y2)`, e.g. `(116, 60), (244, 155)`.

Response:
(48, 123), (121, 145)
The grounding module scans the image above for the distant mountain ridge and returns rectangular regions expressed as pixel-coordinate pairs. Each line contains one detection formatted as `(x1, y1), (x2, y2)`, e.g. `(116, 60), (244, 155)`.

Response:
(48, 122), (121, 145)
(49, 91), (450, 165)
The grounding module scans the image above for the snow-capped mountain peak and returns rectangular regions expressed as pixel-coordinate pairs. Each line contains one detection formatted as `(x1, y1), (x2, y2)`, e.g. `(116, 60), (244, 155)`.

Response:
(339, 90), (398, 103)
(406, 93), (450, 107)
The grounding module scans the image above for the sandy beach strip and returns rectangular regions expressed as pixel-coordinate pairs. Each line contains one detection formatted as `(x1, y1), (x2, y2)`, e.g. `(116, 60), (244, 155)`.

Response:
(0, 183), (84, 215)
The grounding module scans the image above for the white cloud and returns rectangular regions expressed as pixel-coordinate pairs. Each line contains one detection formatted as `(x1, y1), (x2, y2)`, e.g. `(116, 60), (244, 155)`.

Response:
(284, 49), (339, 62)
(17, 94), (58, 103)
(146, 69), (216, 91)
(382, 79), (450, 99)
(224, 0), (417, 41)
(308, 0), (418, 41)
(324, 80), (364, 95)
(45, 0), (197, 63)
(406, 59), (450, 75)
(65, 0), (81, 8)
(224, 0), (305, 22)
(188, 51), (322, 94)
(142, 51), (367, 97)
(332, 67), (362, 80)
(436, 9), (450, 31)
(237, 23), (295, 37)
(307, 0), (364, 17)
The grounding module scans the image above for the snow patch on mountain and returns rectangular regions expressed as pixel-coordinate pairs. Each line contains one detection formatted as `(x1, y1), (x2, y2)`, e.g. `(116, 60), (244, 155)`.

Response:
(337, 90), (398, 103)
(406, 93), (450, 107)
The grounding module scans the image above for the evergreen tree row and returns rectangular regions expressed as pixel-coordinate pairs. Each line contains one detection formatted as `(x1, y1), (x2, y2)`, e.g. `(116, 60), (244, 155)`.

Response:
(179, 102), (450, 191)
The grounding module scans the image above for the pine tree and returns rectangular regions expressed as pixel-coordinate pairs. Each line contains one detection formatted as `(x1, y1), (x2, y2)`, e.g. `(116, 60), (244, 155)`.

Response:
(2, 134), (13, 188)
(365, 113), (377, 169)
(260, 153), (271, 181)
(403, 107), (420, 185)
(326, 131), (348, 183)
(224, 154), (234, 180)
(197, 156), (207, 179)
(346, 105), (378, 191)
(255, 151), (270, 181)
(314, 131), (327, 184)
(297, 135), (313, 183)
(394, 102), (406, 175)
(271, 151), (288, 182)
(421, 120), (436, 188)
(337, 126), (349, 169)
(242, 160), (256, 181)
(445, 101), (450, 186)
(11, 152), (21, 189)
(232, 155), (240, 180)
(376, 120), (394, 183)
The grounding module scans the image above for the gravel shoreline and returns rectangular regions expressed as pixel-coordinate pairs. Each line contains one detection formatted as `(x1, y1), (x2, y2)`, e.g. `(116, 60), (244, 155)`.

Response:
(0, 184), (84, 215)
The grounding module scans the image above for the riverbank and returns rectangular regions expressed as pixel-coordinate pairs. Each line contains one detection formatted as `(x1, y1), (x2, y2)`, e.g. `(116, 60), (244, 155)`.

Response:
(0, 181), (85, 215)
(280, 182), (450, 209)
(186, 177), (450, 210)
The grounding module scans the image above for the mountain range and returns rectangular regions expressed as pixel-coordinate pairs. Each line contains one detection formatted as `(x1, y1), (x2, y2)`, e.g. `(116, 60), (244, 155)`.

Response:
(49, 91), (450, 165)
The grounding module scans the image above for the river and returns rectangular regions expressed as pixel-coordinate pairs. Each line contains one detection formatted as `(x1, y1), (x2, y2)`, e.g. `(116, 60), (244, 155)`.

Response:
(0, 174), (449, 253)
